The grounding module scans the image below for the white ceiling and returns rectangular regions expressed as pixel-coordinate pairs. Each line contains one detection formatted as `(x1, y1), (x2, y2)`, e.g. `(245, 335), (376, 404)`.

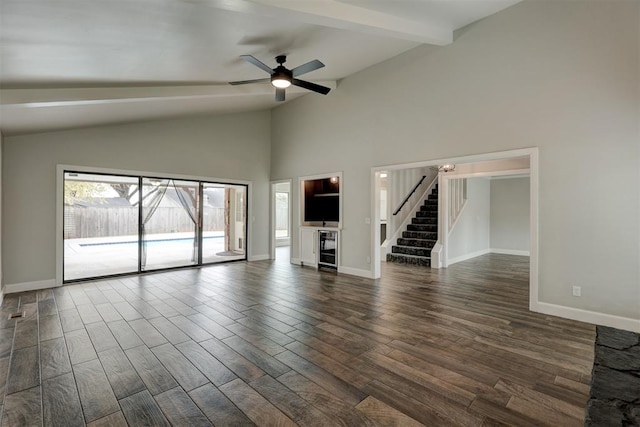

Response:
(0, 0), (521, 135)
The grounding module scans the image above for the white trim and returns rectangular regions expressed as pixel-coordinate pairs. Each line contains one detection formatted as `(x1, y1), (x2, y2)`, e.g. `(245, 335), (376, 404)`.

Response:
(533, 302), (640, 333)
(442, 168), (529, 180)
(337, 266), (374, 279)
(447, 249), (491, 266)
(491, 248), (530, 256)
(248, 254), (270, 262)
(57, 164), (253, 285)
(0, 288), (4, 306)
(528, 149), (539, 315)
(376, 148), (537, 172)
(6, 279), (57, 294)
(291, 258), (301, 265)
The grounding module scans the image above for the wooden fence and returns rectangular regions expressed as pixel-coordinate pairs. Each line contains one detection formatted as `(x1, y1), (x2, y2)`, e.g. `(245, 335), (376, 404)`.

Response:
(64, 206), (226, 239)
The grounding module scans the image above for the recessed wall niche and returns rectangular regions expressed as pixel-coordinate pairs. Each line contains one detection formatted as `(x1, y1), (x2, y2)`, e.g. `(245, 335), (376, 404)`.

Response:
(301, 174), (341, 227)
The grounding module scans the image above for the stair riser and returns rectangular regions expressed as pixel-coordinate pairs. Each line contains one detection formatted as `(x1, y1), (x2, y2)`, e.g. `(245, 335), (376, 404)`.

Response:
(411, 218), (438, 231)
(420, 205), (438, 212)
(386, 253), (431, 267)
(392, 246), (432, 257)
(415, 211), (437, 218)
(396, 238), (435, 248)
(407, 224), (437, 231)
(402, 231), (437, 239)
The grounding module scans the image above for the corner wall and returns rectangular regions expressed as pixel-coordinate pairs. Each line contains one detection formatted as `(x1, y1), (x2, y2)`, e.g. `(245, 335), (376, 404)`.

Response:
(271, 0), (640, 325)
(447, 178), (491, 263)
(490, 177), (530, 254)
(3, 111), (271, 289)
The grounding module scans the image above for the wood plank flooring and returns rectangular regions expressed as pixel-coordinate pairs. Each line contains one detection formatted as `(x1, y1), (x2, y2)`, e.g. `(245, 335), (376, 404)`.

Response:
(0, 253), (595, 426)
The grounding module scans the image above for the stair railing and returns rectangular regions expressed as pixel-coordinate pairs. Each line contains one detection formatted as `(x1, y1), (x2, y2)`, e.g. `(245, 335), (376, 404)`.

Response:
(382, 175), (438, 257)
(393, 175), (426, 216)
(448, 178), (467, 231)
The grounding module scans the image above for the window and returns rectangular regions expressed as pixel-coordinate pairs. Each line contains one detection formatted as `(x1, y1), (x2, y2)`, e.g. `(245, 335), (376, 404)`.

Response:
(275, 191), (289, 238)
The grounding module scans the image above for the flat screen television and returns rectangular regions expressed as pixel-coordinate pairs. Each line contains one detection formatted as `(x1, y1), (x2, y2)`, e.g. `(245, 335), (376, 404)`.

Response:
(303, 177), (340, 225)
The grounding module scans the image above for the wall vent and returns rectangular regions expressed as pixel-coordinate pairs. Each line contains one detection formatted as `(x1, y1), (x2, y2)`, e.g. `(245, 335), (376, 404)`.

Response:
(9, 312), (25, 319)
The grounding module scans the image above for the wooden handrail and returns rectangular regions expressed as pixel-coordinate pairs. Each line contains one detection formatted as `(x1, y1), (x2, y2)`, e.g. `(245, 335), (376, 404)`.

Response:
(393, 175), (426, 216)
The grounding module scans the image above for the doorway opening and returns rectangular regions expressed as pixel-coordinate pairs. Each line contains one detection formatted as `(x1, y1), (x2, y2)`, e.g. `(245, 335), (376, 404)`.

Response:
(270, 180), (292, 261)
(372, 148), (538, 310)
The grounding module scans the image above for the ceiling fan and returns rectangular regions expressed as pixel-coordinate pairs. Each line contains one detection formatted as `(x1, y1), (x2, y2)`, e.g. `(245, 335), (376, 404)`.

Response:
(229, 55), (331, 102)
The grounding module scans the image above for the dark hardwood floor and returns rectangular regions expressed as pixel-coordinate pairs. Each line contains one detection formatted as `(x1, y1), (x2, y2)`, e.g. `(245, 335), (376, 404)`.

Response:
(0, 251), (595, 426)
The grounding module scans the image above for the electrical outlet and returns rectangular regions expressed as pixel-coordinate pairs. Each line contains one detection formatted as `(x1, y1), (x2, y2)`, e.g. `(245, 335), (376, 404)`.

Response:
(572, 286), (581, 297)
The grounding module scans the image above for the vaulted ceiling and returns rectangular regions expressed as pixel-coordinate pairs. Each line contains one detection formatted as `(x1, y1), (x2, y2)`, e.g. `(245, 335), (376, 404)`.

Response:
(0, 0), (521, 135)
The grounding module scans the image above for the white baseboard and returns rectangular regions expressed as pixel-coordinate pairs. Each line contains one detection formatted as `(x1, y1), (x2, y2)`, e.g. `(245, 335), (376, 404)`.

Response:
(447, 249), (490, 266)
(248, 254), (270, 261)
(5, 279), (57, 294)
(491, 248), (530, 256)
(533, 301), (640, 333)
(338, 266), (374, 279)
(291, 258), (301, 266)
(0, 287), (4, 306)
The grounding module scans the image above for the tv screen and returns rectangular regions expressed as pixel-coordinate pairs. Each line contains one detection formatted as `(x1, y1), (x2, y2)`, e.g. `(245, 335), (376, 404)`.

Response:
(305, 195), (339, 222)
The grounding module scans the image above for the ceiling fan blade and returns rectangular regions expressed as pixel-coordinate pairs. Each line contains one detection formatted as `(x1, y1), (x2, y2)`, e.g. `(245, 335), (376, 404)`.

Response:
(229, 78), (271, 85)
(291, 59), (324, 77)
(292, 78), (331, 95)
(275, 88), (285, 102)
(240, 55), (274, 75)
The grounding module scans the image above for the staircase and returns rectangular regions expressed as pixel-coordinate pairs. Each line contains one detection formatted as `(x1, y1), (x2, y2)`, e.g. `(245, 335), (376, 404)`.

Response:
(387, 185), (438, 267)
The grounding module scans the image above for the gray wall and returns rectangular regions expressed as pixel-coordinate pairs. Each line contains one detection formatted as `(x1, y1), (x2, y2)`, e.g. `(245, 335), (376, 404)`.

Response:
(490, 177), (530, 253)
(3, 111), (271, 286)
(448, 178), (491, 262)
(271, 1), (640, 319)
(0, 131), (3, 296)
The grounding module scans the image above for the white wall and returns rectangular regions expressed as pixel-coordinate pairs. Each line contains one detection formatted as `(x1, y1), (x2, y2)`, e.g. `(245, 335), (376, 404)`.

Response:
(448, 178), (491, 263)
(490, 177), (530, 254)
(3, 111), (271, 288)
(271, 0), (640, 321)
(0, 131), (3, 302)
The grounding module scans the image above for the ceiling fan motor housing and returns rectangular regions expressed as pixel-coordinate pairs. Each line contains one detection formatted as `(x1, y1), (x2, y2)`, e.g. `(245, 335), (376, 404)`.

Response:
(271, 65), (292, 86)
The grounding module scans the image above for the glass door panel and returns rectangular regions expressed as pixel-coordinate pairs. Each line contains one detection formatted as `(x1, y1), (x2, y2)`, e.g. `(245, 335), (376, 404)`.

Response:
(63, 172), (139, 281)
(202, 183), (247, 263)
(141, 178), (199, 271)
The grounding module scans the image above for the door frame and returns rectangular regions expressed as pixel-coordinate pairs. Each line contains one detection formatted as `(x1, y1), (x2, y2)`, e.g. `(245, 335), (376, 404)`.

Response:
(371, 147), (539, 311)
(56, 164), (252, 285)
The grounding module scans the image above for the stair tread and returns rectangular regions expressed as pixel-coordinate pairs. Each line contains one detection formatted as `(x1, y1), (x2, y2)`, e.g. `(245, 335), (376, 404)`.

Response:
(388, 253), (431, 259)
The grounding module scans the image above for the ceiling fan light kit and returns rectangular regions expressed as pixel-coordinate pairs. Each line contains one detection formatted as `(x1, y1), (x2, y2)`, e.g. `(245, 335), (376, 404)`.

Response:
(230, 54), (330, 102)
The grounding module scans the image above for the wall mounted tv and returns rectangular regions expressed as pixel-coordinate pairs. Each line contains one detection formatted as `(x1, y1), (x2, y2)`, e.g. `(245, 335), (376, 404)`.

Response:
(302, 176), (340, 226)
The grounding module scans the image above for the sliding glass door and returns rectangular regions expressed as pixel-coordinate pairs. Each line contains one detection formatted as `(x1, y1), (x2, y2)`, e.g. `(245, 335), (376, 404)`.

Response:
(141, 179), (200, 271)
(201, 183), (246, 263)
(63, 172), (140, 281)
(63, 171), (247, 282)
